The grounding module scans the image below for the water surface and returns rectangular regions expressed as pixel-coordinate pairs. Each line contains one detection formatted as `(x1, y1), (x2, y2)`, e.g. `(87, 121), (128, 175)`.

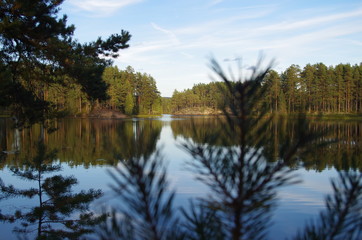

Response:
(0, 116), (361, 239)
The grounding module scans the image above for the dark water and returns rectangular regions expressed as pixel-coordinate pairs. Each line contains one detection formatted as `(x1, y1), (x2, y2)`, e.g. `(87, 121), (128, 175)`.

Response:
(0, 115), (361, 239)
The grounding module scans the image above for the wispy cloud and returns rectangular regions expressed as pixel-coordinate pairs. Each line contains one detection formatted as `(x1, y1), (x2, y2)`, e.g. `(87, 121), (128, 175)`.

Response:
(258, 8), (362, 32)
(68, 0), (143, 16)
(175, 7), (275, 36)
(171, 7), (362, 54)
(77, 0), (361, 96)
(208, 0), (224, 7)
(151, 22), (180, 45)
(180, 52), (194, 59)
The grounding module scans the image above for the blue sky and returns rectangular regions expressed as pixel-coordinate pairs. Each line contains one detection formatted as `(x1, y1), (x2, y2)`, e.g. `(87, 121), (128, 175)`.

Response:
(61, 0), (362, 97)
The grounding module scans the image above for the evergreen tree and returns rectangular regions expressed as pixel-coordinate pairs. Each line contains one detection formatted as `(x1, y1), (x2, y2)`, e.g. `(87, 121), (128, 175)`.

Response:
(134, 73), (160, 114)
(161, 97), (172, 114)
(293, 171), (362, 240)
(0, 0), (131, 127)
(335, 64), (346, 113)
(353, 65), (362, 112)
(314, 63), (329, 112)
(264, 70), (285, 113)
(344, 64), (354, 113)
(327, 65), (337, 112)
(124, 92), (134, 115)
(282, 65), (301, 112)
(103, 66), (122, 110)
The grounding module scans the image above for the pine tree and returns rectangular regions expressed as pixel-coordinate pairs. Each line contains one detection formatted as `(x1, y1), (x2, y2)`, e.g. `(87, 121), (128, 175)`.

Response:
(0, 0), (131, 127)
(282, 65), (301, 113)
(125, 92), (134, 115)
(335, 64), (345, 113)
(344, 64), (354, 113)
(264, 70), (284, 113)
(353, 65), (362, 112)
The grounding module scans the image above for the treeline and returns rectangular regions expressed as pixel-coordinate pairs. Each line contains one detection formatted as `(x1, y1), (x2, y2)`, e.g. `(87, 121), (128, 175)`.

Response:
(41, 66), (162, 116)
(170, 63), (362, 114)
(171, 82), (230, 113)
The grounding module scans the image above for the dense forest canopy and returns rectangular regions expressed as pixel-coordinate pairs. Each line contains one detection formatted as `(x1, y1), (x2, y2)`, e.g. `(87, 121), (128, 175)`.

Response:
(2, 59), (361, 117)
(0, 0), (130, 126)
(48, 62), (362, 116)
(171, 62), (362, 115)
(43, 66), (163, 116)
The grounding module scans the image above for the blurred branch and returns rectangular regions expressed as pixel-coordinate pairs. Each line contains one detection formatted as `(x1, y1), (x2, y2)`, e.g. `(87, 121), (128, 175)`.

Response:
(98, 151), (182, 240)
(293, 171), (362, 240)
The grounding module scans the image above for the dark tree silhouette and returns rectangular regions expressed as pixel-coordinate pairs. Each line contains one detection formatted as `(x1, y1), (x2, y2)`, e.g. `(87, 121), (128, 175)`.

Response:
(0, 0), (131, 127)
(180, 58), (310, 240)
(97, 151), (182, 240)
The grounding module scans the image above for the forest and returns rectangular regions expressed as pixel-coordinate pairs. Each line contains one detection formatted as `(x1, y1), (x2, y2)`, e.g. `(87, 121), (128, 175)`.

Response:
(0, 65), (163, 117)
(171, 63), (362, 115)
(5, 65), (162, 117)
(44, 66), (163, 116)
(1, 1), (361, 239)
(2, 61), (361, 118)
(44, 62), (362, 116)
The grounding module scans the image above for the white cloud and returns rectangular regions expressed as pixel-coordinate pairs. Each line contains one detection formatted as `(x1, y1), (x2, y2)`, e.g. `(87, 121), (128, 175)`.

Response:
(348, 40), (362, 46)
(208, 0), (224, 7)
(255, 21), (362, 54)
(258, 8), (362, 32)
(68, 0), (143, 16)
(171, 7), (362, 56)
(91, 1), (361, 96)
(180, 52), (194, 59)
(150, 22), (180, 45)
(174, 8), (274, 36)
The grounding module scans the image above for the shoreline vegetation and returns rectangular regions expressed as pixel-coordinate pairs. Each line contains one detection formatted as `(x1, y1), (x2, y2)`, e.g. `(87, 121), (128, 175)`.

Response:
(1, 2), (361, 239)
(1, 62), (361, 122)
(2, 109), (362, 121)
(2, 62), (362, 124)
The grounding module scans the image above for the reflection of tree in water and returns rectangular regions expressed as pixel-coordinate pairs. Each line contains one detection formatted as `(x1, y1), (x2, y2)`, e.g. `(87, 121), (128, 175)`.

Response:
(100, 59), (362, 240)
(171, 117), (236, 147)
(0, 119), (162, 168)
(0, 141), (104, 239)
(114, 119), (162, 160)
(171, 116), (362, 171)
(0, 118), (8, 163)
(261, 118), (362, 171)
(1, 116), (360, 171)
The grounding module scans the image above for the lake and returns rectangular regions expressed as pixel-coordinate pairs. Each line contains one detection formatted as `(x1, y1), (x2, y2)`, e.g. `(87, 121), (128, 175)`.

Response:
(0, 115), (361, 239)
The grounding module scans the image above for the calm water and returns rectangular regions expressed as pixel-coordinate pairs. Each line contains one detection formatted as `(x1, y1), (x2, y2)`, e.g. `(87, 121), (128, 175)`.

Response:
(0, 115), (361, 239)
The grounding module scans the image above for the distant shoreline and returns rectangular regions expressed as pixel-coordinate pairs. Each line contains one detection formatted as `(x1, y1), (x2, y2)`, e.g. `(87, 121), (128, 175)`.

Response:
(1, 110), (362, 120)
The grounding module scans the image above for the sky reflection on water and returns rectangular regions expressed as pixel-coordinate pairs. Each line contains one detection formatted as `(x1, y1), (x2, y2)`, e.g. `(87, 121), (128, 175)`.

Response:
(0, 116), (356, 239)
